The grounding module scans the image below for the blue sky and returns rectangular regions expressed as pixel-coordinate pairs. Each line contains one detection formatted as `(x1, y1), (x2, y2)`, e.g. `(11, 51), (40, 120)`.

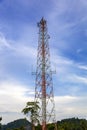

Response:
(0, 0), (87, 124)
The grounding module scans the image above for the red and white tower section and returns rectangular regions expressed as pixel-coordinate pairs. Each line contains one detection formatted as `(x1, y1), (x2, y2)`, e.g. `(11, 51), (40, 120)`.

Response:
(34, 18), (57, 130)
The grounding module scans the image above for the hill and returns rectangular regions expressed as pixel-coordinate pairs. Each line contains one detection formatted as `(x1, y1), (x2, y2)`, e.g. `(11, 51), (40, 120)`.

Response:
(1, 117), (87, 130)
(57, 117), (87, 130)
(2, 118), (31, 130)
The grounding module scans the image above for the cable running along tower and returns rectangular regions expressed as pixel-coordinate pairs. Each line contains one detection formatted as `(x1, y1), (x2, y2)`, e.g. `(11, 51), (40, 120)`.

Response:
(34, 18), (57, 130)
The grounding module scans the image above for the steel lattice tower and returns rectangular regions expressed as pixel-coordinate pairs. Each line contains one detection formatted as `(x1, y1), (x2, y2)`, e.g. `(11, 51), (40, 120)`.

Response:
(34, 18), (57, 130)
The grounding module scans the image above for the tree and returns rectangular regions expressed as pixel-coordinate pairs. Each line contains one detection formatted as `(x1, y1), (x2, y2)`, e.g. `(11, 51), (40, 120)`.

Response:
(48, 124), (55, 130)
(80, 120), (87, 130)
(0, 117), (2, 130)
(22, 101), (40, 130)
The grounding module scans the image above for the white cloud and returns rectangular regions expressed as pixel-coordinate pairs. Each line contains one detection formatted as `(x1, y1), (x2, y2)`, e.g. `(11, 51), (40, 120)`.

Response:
(50, 48), (87, 85)
(78, 64), (87, 70)
(0, 32), (12, 49)
(0, 112), (26, 125)
(0, 32), (36, 55)
(0, 79), (35, 124)
(51, 49), (73, 67)
(68, 74), (87, 84)
(0, 31), (37, 79)
(55, 95), (87, 120)
(13, 45), (37, 60)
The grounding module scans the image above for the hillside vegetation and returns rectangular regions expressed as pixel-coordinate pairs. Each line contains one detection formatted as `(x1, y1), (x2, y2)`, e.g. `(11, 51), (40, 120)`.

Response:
(1, 118), (87, 130)
(2, 118), (31, 130)
(57, 118), (87, 130)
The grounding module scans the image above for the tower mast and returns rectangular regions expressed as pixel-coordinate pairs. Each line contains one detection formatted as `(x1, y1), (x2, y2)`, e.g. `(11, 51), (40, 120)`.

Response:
(35, 18), (57, 130)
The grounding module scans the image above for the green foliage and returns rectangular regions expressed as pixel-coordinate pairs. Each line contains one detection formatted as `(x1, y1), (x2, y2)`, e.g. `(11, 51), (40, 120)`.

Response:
(22, 101), (40, 124)
(2, 117), (87, 130)
(13, 126), (25, 130)
(35, 124), (42, 130)
(0, 118), (2, 122)
(2, 118), (31, 130)
(0, 117), (2, 130)
(57, 118), (87, 130)
(47, 124), (55, 130)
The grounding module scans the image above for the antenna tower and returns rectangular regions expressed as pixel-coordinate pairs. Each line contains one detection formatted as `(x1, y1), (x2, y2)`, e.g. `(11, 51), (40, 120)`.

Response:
(34, 18), (57, 130)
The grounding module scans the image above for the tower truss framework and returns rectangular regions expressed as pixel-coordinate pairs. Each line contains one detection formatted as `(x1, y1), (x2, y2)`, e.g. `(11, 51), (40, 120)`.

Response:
(34, 18), (57, 130)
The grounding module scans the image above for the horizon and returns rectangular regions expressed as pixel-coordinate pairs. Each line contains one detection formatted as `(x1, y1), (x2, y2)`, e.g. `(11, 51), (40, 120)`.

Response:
(0, 0), (87, 124)
(2, 117), (87, 125)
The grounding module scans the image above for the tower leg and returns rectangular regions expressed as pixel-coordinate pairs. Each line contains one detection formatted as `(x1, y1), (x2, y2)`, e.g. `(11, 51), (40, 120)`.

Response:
(42, 121), (47, 130)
